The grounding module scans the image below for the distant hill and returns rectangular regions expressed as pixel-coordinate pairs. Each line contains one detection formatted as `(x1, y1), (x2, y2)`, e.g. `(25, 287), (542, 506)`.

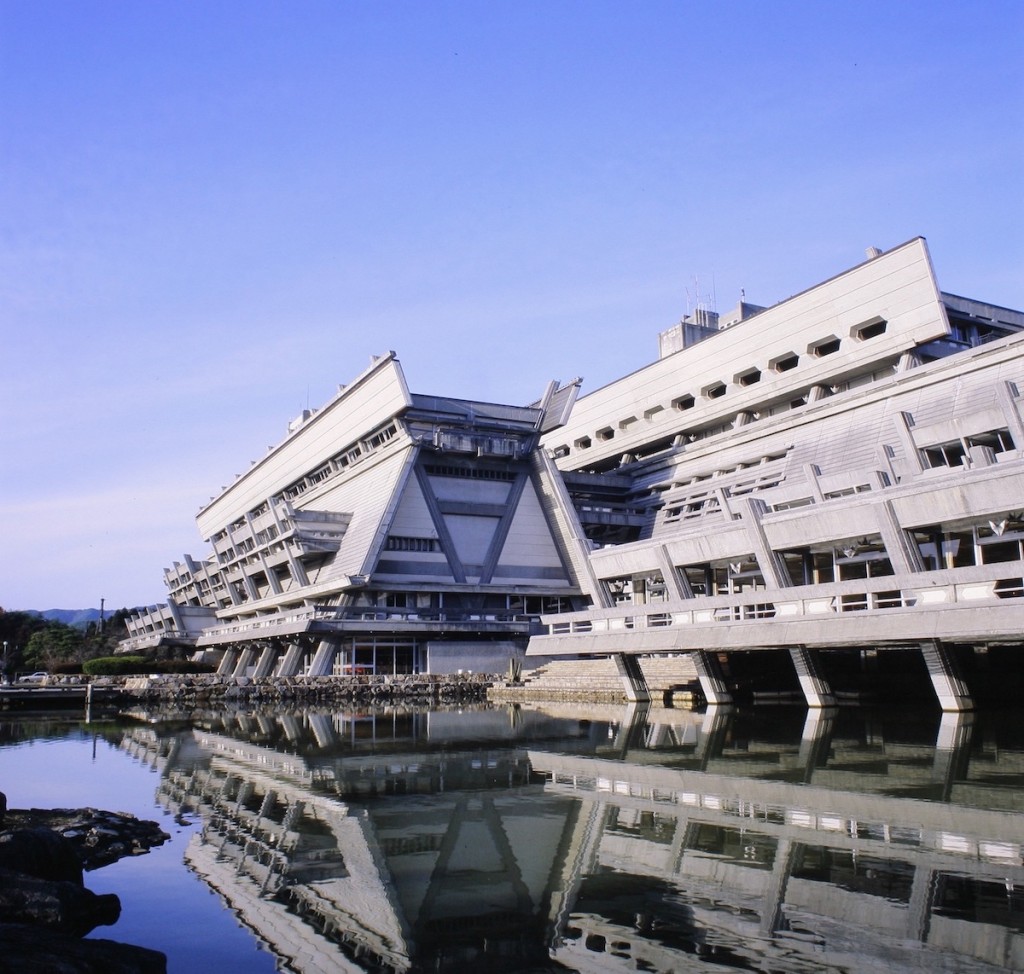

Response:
(24, 608), (106, 629)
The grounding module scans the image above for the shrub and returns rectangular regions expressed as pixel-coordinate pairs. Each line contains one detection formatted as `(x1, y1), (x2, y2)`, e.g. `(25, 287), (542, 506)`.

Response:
(52, 661), (84, 675)
(155, 660), (216, 674)
(83, 656), (150, 676)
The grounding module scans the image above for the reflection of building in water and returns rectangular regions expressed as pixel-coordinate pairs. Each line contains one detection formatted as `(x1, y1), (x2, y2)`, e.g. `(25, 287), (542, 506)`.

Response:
(123, 705), (1024, 972)
(131, 708), (586, 973)
(531, 708), (1024, 973)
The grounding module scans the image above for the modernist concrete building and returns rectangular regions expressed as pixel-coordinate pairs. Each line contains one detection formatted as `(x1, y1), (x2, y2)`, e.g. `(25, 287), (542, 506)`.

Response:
(122, 354), (586, 677)
(526, 238), (1024, 711)
(124, 237), (1024, 709)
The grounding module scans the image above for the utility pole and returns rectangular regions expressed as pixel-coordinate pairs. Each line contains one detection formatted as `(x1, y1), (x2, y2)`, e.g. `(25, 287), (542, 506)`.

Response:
(100, 598), (105, 634)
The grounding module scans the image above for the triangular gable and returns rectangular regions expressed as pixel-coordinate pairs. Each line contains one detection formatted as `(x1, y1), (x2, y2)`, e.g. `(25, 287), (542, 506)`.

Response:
(311, 448), (417, 585)
(488, 477), (570, 584)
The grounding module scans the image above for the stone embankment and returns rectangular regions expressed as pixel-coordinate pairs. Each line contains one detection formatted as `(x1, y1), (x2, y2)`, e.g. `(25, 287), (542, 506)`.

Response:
(120, 671), (498, 707)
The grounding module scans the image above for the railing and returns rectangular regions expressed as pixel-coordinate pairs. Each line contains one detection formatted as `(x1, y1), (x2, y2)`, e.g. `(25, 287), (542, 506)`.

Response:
(543, 569), (1024, 638)
(118, 629), (194, 653)
(197, 606), (541, 641)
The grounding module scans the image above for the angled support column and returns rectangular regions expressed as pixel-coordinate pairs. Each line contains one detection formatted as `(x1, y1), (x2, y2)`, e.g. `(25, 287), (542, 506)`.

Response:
(308, 713), (336, 748)
(307, 639), (338, 677)
(250, 644), (279, 679)
(613, 653), (651, 703)
(759, 838), (802, 936)
(906, 868), (939, 942)
(921, 641), (974, 712)
(933, 711), (975, 800)
(274, 641), (305, 677)
(798, 707), (837, 780)
(216, 648), (239, 676)
(692, 650), (733, 706)
(231, 646), (258, 678)
(789, 646), (836, 708)
(611, 702), (651, 754)
(696, 705), (733, 769)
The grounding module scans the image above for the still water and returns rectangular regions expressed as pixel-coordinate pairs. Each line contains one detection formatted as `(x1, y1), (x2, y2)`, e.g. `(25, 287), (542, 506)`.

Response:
(2, 700), (1023, 973)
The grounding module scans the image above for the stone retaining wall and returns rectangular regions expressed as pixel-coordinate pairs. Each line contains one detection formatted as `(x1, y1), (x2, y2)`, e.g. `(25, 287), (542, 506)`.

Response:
(118, 672), (497, 707)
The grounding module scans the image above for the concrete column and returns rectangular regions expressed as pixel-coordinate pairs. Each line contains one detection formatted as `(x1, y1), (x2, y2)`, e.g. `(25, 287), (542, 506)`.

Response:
(235, 781), (254, 809)
(258, 790), (277, 818)
(656, 545), (693, 599)
(742, 498), (790, 589)
(921, 641), (974, 712)
(216, 648), (239, 676)
(307, 639), (338, 677)
(250, 644), (279, 678)
(789, 646), (836, 708)
(876, 500), (926, 574)
(692, 650), (733, 706)
(275, 641), (305, 677)
(613, 653), (651, 702)
(281, 800), (305, 833)
(231, 646), (258, 678)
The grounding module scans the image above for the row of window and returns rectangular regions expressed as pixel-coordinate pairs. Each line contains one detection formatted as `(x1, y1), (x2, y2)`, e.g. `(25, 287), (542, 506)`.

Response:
(655, 452), (789, 523)
(598, 520), (1024, 604)
(385, 536), (441, 552)
(281, 421), (400, 501)
(555, 320), (889, 459)
(423, 463), (518, 481)
(922, 428), (1015, 470)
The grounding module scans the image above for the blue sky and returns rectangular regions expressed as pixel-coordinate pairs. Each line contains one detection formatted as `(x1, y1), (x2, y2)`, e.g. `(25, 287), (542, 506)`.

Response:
(1, 1), (1022, 612)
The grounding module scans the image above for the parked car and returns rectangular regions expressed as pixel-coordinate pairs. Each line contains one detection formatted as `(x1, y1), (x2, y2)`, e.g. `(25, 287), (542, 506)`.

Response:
(16, 671), (49, 685)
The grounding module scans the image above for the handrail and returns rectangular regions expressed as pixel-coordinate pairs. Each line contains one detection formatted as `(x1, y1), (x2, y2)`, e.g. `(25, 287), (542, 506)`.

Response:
(541, 565), (1024, 638)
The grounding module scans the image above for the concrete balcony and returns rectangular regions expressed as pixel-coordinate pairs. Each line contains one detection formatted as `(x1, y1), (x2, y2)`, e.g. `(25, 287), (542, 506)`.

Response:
(531, 561), (1024, 656)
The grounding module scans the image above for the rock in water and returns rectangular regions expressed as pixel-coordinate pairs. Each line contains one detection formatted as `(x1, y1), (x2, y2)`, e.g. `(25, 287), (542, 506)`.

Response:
(0, 828), (83, 884)
(0, 923), (167, 973)
(0, 867), (120, 936)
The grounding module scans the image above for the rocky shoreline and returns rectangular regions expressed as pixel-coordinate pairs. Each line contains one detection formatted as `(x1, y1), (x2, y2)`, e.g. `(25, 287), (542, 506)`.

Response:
(0, 792), (170, 973)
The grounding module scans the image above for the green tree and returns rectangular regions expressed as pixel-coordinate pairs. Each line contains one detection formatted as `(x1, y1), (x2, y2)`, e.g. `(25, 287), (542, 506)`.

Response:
(23, 622), (85, 670)
(0, 608), (48, 678)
